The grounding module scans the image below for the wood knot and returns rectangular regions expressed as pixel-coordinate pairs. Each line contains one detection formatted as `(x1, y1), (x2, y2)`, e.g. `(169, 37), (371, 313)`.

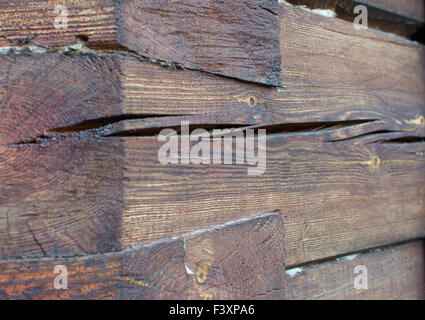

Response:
(201, 292), (214, 300)
(419, 115), (425, 127)
(404, 115), (425, 127)
(371, 156), (380, 169)
(196, 261), (209, 284)
(248, 95), (258, 107)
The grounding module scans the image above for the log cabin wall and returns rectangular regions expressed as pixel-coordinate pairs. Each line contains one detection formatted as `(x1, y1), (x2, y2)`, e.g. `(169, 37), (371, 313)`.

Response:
(0, 0), (424, 300)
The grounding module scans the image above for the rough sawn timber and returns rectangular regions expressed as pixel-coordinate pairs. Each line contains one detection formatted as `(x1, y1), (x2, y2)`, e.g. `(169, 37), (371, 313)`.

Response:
(0, 214), (286, 300)
(0, 0), (282, 86)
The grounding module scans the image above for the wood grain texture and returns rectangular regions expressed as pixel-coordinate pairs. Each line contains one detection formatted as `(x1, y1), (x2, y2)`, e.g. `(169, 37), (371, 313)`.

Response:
(1, 232), (423, 300)
(279, 3), (424, 96)
(2, 110), (424, 267)
(360, 0), (425, 22)
(0, 0), (281, 86)
(0, 0), (424, 300)
(286, 0), (425, 22)
(0, 3), (424, 266)
(116, 0), (281, 86)
(0, 214), (286, 300)
(285, 0), (425, 40)
(120, 133), (425, 267)
(0, 0), (118, 46)
(284, 240), (425, 300)
(119, 2), (425, 131)
(0, 54), (125, 259)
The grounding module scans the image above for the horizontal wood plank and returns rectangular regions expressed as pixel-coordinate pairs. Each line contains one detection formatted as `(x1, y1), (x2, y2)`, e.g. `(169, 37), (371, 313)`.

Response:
(1, 123), (424, 266)
(284, 240), (425, 300)
(0, 214), (286, 300)
(1, 225), (423, 299)
(0, 3), (424, 266)
(286, 0), (425, 22)
(360, 0), (425, 22)
(0, 0), (281, 86)
(284, 0), (425, 39)
(121, 134), (425, 267)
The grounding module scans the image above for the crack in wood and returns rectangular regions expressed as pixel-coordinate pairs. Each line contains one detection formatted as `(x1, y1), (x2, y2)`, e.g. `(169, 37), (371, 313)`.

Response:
(9, 116), (425, 148)
(381, 136), (425, 144)
(9, 119), (390, 146)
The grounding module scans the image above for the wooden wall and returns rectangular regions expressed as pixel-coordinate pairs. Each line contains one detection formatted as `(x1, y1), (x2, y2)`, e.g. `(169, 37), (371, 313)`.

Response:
(0, 0), (424, 299)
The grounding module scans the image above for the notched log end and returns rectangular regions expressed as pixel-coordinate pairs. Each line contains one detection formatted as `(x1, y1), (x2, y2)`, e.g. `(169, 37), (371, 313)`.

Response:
(116, 0), (282, 86)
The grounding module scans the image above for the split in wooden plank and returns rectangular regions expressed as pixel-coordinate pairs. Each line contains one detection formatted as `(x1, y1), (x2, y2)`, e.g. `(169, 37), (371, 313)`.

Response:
(0, 0), (281, 86)
(1, 3), (425, 265)
(1, 110), (424, 266)
(284, 0), (425, 40)
(0, 213), (286, 300)
(1, 2), (424, 127)
(284, 240), (425, 300)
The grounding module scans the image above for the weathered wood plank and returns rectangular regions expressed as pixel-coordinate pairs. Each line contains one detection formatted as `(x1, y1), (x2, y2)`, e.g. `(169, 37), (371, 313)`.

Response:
(0, 214), (286, 300)
(1, 227), (423, 300)
(1, 1), (424, 128)
(120, 133), (425, 267)
(0, 0), (118, 46)
(279, 3), (424, 95)
(360, 0), (425, 22)
(284, 240), (425, 300)
(116, 0), (281, 86)
(284, 0), (425, 40)
(119, 2), (425, 130)
(2, 117), (424, 266)
(286, 0), (425, 22)
(0, 3), (424, 265)
(0, 0), (281, 86)
(0, 54), (125, 259)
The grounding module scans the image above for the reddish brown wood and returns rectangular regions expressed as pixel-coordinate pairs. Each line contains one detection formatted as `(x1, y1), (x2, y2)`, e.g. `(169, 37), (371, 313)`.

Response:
(1, 230), (423, 300)
(0, 1), (424, 301)
(0, 0), (281, 86)
(0, 54), (125, 258)
(285, 0), (425, 39)
(360, 0), (424, 21)
(284, 241), (425, 300)
(1, 2), (425, 265)
(0, 214), (286, 300)
(116, 0), (281, 86)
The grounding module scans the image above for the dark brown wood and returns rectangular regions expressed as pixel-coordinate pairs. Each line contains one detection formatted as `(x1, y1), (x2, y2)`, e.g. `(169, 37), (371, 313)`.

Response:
(1, 227), (423, 300)
(116, 0), (281, 86)
(119, 3), (425, 130)
(284, 240), (425, 300)
(0, 0), (281, 86)
(285, 0), (425, 40)
(0, 1), (424, 300)
(0, 214), (286, 300)
(1, 2), (424, 265)
(0, 54), (125, 259)
(2, 105), (424, 266)
(360, 0), (424, 22)
(121, 133), (425, 267)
